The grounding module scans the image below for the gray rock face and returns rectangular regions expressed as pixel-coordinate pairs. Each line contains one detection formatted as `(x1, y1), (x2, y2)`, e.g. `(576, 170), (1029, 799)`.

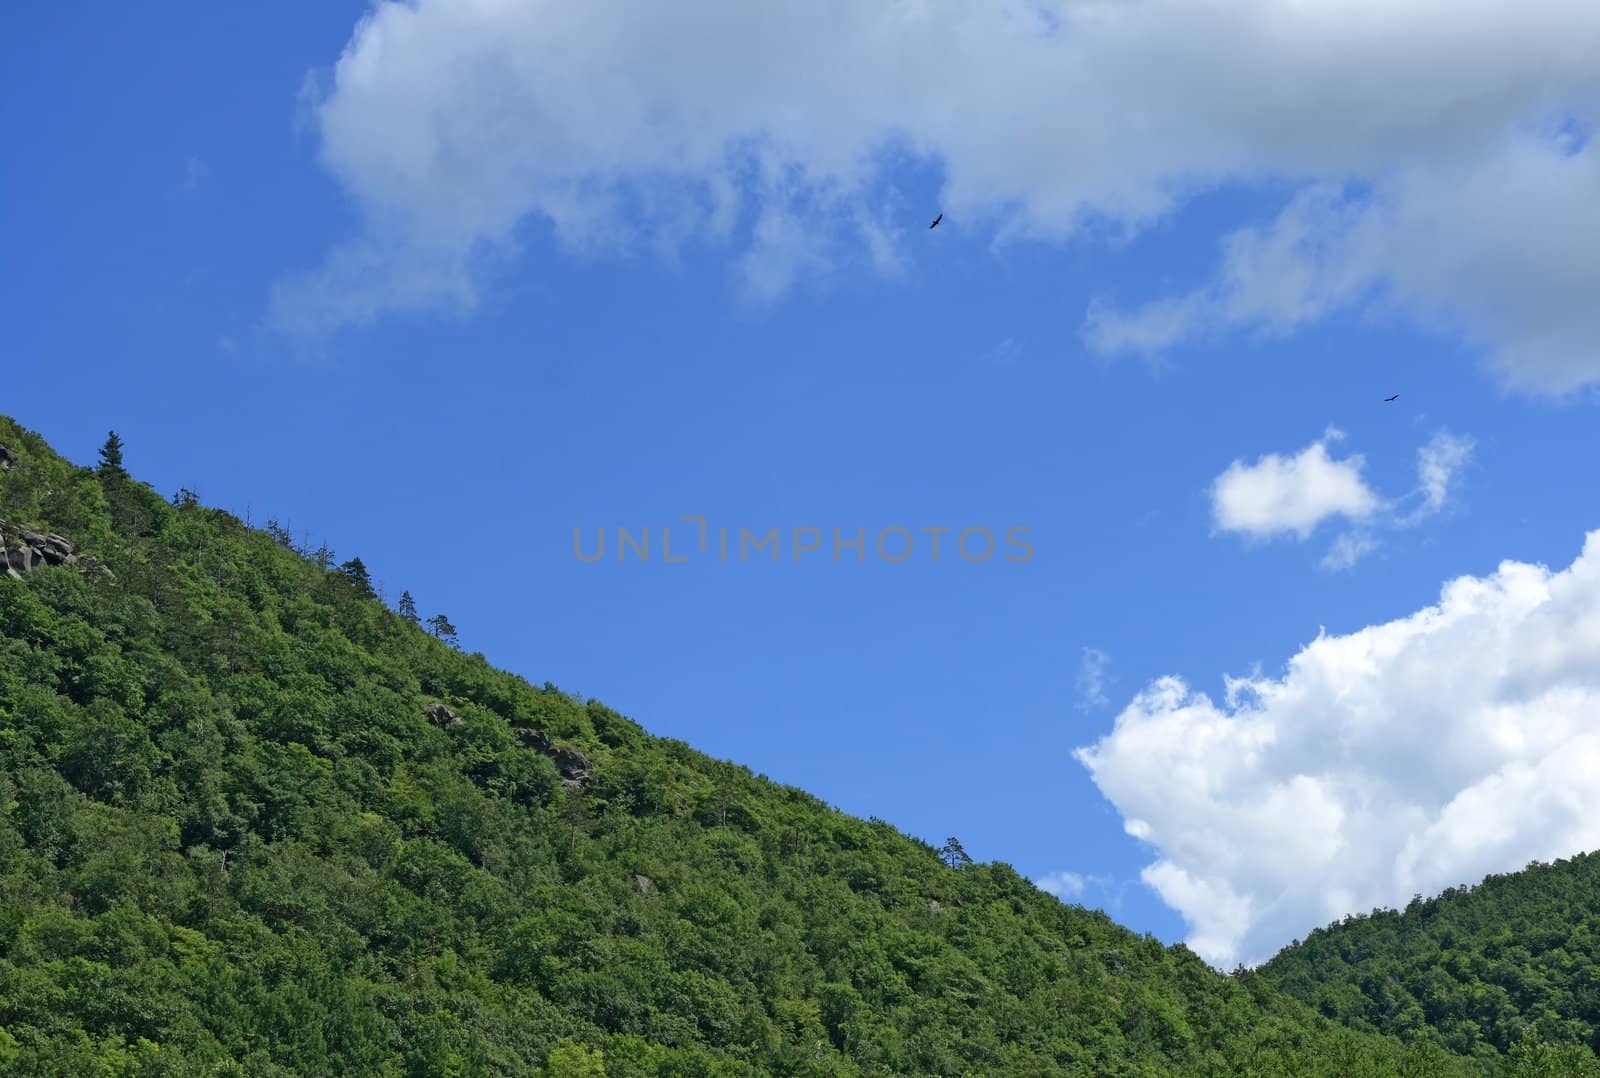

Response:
(426, 702), (465, 727)
(633, 874), (655, 895)
(512, 725), (594, 785)
(1, 519), (77, 580)
(514, 727), (553, 753)
(552, 746), (594, 785)
(0, 444), (15, 471)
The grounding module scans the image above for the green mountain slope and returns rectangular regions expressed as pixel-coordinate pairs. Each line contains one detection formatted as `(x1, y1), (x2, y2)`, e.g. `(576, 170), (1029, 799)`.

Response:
(1261, 852), (1600, 1068)
(0, 414), (1562, 1075)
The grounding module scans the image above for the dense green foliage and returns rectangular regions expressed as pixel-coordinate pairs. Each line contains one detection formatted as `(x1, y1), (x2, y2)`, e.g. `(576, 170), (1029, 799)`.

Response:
(0, 414), (1587, 1075)
(1262, 852), (1600, 1066)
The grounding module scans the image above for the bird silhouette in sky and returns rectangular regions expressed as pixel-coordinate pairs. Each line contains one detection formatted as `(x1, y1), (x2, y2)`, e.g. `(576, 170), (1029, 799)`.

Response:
(929, 213), (943, 229)
(1384, 394), (1399, 402)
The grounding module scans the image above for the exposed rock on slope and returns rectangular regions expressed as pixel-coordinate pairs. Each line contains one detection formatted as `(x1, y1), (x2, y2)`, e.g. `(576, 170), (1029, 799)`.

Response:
(425, 701), (465, 727)
(1, 519), (77, 578)
(513, 724), (594, 785)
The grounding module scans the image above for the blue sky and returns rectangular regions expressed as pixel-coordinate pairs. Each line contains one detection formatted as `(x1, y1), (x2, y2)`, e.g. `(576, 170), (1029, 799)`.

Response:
(8, 2), (1600, 966)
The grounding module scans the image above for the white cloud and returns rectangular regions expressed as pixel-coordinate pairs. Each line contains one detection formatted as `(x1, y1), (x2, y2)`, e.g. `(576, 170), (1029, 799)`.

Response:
(1212, 429), (1473, 566)
(1319, 530), (1382, 572)
(182, 155), (209, 192)
(1083, 184), (1382, 354)
(1035, 871), (1089, 898)
(1075, 646), (1113, 710)
(1405, 431), (1476, 524)
(979, 336), (1022, 368)
(1211, 432), (1380, 541)
(1035, 869), (1117, 903)
(1076, 529), (1600, 967)
(1088, 141), (1600, 394)
(277, 0), (1600, 390)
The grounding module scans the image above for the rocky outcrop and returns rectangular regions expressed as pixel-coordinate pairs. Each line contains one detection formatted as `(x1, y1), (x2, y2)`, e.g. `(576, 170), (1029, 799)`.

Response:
(513, 725), (594, 786)
(633, 874), (655, 895)
(1, 520), (77, 579)
(521, 722), (560, 754)
(426, 702), (465, 727)
(514, 726), (553, 754)
(552, 745), (594, 786)
(0, 444), (15, 471)
(428, 706), (595, 786)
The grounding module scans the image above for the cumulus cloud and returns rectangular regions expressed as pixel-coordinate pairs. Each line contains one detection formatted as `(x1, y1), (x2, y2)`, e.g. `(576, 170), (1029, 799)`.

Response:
(1211, 430), (1380, 541)
(277, 0), (1600, 389)
(1211, 429), (1472, 566)
(1076, 530), (1600, 967)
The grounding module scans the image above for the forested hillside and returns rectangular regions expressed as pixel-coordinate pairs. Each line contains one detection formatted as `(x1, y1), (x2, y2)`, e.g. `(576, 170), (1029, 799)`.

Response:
(0, 412), (1584, 1075)
(1261, 852), (1600, 1068)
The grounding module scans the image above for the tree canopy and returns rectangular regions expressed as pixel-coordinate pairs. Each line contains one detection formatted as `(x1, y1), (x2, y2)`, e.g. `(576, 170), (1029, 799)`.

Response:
(1262, 851), (1600, 1066)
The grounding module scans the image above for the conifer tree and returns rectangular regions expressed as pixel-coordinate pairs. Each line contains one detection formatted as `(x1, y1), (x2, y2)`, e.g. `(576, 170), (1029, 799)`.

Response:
(398, 590), (419, 625)
(264, 518), (293, 548)
(339, 557), (375, 599)
(97, 431), (127, 478)
(940, 836), (973, 870)
(426, 613), (459, 647)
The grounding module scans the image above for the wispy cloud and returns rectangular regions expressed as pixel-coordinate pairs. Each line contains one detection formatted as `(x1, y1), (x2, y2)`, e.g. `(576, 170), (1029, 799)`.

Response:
(977, 336), (1022, 368)
(1035, 871), (1089, 898)
(1075, 647), (1113, 710)
(275, 0), (1600, 391)
(1400, 431), (1476, 527)
(181, 155), (208, 193)
(1318, 530), (1381, 572)
(1035, 870), (1115, 902)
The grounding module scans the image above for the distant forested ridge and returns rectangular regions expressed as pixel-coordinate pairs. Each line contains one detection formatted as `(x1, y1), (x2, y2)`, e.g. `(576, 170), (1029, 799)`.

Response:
(1262, 851), (1600, 1068)
(0, 413), (1590, 1074)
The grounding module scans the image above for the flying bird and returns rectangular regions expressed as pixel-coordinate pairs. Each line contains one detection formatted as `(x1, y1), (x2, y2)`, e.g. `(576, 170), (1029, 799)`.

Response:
(929, 213), (942, 229)
(1383, 394), (1399, 402)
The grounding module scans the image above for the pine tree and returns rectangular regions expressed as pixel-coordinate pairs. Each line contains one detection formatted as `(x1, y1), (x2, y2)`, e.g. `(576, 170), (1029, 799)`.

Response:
(97, 431), (127, 478)
(397, 591), (419, 625)
(339, 557), (375, 599)
(426, 613), (459, 648)
(940, 836), (973, 870)
(265, 518), (294, 548)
